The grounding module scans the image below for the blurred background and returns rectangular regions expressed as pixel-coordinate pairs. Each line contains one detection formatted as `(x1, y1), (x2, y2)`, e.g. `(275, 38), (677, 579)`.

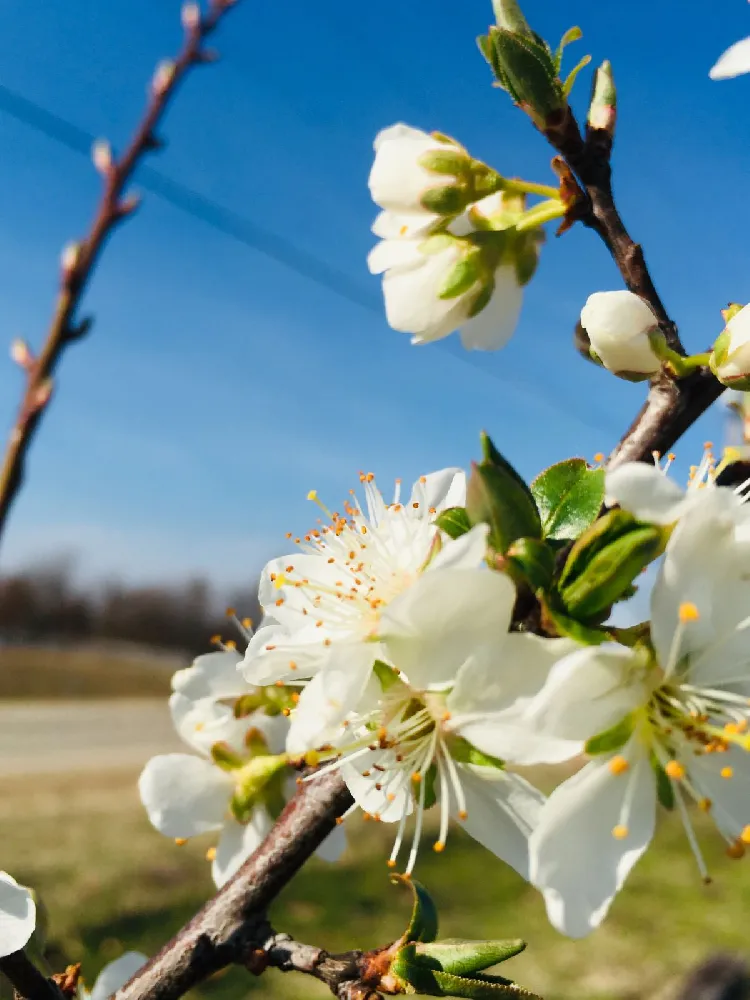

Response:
(1, 0), (750, 997)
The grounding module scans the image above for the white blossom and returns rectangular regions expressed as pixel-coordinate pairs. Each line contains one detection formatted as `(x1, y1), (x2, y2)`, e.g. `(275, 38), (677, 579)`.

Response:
(524, 491), (750, 937)
(78, 953), (148, 1000)
(580, 290), (662, 377)
(710, 28), (750, 79)
(0, 872), (35, 958)
(242, 469), (468, 752)
(711, 303), (750, 387)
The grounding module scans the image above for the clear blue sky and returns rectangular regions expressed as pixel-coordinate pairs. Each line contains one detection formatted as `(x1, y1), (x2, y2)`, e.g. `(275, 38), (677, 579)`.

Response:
(0, 0), (746, 586)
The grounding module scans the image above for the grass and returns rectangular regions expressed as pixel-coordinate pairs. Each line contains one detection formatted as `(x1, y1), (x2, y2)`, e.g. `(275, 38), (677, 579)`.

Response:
(0, 646), (176, 699)
(2, 767), (750, 1000)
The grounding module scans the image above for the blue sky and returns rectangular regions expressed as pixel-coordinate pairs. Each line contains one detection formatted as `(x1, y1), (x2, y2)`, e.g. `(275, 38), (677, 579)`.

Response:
(0, 0), (747, 586)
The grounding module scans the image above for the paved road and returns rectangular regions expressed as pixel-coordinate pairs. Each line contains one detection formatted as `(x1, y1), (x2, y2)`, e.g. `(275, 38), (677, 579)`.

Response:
(0, 699), (183, 775)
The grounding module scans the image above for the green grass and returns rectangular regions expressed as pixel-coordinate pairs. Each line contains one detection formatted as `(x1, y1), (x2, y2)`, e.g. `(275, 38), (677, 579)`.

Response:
(2, 768), (749, 1000)
(0, 647), (175, 699)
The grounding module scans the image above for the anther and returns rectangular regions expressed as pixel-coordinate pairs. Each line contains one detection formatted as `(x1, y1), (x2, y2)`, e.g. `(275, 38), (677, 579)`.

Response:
(412, 772), (422, 783)
(307, 490), (318, 501)
(206, 847), (217, 862)
(741, 826), (750, 845)
(225, 606), (236, 618)
(679, 602), (700, 623)
(174, 838), (188, 846)
(458, 810), (468, 821)
(665, 760), (686, 780)
(612, 825), (629, 840)
(698, 798), (712, 812)
(608, 756), (629, 775)
(594, 452), (605, 463)
(433, 841), (445, 853)
(726, 839), (745, 860)
(721, 766), (734, 779)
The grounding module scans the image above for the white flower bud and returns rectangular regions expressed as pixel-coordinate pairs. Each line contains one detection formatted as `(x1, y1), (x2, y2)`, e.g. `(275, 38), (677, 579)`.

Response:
(579, 290), (661, 379)
(710, 303), (750, 388)
(368, 231), (523, 351)
(92, 138), (113, 174)
(369, 124), (473, 221)
(710, 36), (750, 80)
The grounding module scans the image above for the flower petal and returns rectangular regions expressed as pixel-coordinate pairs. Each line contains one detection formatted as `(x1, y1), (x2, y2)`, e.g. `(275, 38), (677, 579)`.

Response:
(710, 36), (750, 79)
(212, 811), (273, 887)
(171, 651), (244, 703)
(449, 634), (583, 764)
(529, 739), (656, 938)
(242, 622), (330, 686)
(138, 754), (230, 838)
(604, 463), (687, 524)
(427, 524), (488, 572)
(379, 568), (516, 690)
(89, 954), (149, 1000)
(408, 468), (467, 513)
(368, 239), (422, 275)
(340, 752), (413, 822)
(315, 822), (348, 863)
(686, 747), (750, 842)
(169, 693), (251, 755)
(458, 267), (523, 352)
(0, 873), (35, 958)
(452, 765), (545, 880)
(286, 644), (378, 754)
(523, 644), (646, 743)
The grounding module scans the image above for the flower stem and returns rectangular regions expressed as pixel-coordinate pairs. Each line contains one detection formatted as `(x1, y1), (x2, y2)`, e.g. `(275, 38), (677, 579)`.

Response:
(515, 198), (567, 231)
(504, 177), (561, 199)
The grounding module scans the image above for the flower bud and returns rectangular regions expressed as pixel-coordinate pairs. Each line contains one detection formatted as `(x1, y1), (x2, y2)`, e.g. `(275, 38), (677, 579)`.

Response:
(710, 303), (750, 389)
(10, 338), (33, 369)
(92, 138), (113, 174)
(181, 1), (201, 30)
(485, 27), (565, 129)
(152, 60), (176, 96)
(579, 290), (662, 379)
(491, 0), (533, 37)
(587, 60), (616, 136)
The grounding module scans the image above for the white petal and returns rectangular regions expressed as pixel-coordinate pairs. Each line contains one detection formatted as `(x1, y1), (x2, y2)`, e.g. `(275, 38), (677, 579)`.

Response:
(315, 822), (348, 863)
(372, 210), (439, 240)
(710, 37), (750, 79)
(580, 290), (661, 374)
(379, 568), (516, 690)
(529, 740), (656, 938)
(212, 811), (273, 887)
(0, 873), (35, 958)
(341, 753), (412, 822)
(381, 247), (475, 343)
(242, 622), (330, 685)
(367, 239), (422, 275)
(604, 463), (687, 524)
(408, 468), (467, 513)
(171, 650), (244, 702)
(427, 524), (488, 572)
(286, 644), (376, 754)
(458, 267), (523, 352)
(686, 748), (750, 841)
(138, 754), (230, 838)
(449, 635), (582, 764)
(89, 954), (149, 1000)
(373, 123), (432, 151)
(169, 693), (250, 755)
(523, 644), (646, 743)
(453, 765), (545, 880)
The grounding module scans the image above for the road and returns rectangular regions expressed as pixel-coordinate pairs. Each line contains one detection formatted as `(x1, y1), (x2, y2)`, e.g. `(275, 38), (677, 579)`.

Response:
(0, 699), (183, 775)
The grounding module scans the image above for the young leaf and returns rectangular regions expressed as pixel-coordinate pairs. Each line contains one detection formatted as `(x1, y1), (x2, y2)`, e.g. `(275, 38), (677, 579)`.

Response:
(393, 875), (439, 944)
(416, 939), (526, 976)
(435, 506), (472, 539)
(531, 459), (605, 540)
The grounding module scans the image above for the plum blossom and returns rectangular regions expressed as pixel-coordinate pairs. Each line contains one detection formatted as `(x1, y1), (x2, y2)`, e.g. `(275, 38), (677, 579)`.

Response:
(0, 872), (35, 957)
(579, 290), (661, 378)
(78, 953), (148, 1000)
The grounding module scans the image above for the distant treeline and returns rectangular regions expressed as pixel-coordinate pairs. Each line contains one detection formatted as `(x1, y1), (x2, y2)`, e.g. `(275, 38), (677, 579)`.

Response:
(0, 559), (262, 656)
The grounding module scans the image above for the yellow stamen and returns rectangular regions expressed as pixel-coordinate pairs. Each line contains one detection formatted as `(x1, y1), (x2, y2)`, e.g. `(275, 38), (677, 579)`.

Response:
(679, 602), (700, 623)
(174, 838), (188, 846)
(225, 606), (236, 617)
(205, 847), (217, 862)
(727, 839), (745, 860)
(665, 760), (685, 780)
(307, 490), (318, 501)
(608, 756), (629, 776)
(458, 809), (468, 821)
(387, 858), (397, 867)
(698, 798), (712, 812)
(304, 750), (320, 767)
(721, 767), (734, 779)
(741, 826), (750, 845)
(593, 452), (605, 463)
(612, 825), (629, 840)
(411, 772), (422, 783)
(433, 841), (445, 853)
(273, 574), (287, 590)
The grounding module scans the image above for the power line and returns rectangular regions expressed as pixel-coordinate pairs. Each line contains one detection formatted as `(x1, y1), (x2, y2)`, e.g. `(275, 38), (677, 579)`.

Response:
(0, 80), (607, 436)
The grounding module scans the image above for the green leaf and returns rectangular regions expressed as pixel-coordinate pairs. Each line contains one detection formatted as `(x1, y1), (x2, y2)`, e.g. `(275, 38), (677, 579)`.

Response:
(434, 506), (472, 540)
(584, 713), (635, 755)
(433, 969), (540, 999)
(450, 735), (505, 770)
(373, 659), (403, 692)
(505, 537), (555, 592)
(416, 939), (526, 976)
(490, 28), (564, 123)
(555, 25), (583, 71)
(651, 754), (675, 811)
(393, 875), (439, 944)
(480, 431), (535, 498)
(562, 53), (592, 97)
(531, 458), (605, 541)
(466, 436), (541, 553)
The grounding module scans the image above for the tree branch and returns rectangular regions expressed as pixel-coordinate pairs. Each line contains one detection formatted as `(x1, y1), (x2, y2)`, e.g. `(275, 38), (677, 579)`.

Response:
(112, 770), (353, 1000)
(544, 106), (725, 465)
(0, 951), (65, 1000)
(0, 0), (239, 549)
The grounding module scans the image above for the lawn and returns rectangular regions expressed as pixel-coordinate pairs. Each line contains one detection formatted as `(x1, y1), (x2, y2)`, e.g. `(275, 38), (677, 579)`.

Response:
(2, 767), (749, 1000)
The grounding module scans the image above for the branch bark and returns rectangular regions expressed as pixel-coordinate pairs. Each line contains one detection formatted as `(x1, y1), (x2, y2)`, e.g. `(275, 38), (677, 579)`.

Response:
(0, 0), (239, 549)
(0, 951), (65, 1000)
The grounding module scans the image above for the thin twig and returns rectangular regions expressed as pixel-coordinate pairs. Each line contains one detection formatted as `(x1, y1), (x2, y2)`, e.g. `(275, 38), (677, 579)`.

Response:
(113, 770), (353, 1000)
(0, 951), (65, 1000)
(543, 104), (725, 464)
(0, 0), (239, 548)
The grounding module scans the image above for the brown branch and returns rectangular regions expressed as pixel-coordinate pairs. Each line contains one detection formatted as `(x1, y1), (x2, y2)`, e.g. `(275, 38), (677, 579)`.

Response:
(260, 931), (389, 1000)
(0, 0), (239, 548)
(113, 769), (353, 1000)
(544, 105), (725, 465)
(0, 951), (65, 1000)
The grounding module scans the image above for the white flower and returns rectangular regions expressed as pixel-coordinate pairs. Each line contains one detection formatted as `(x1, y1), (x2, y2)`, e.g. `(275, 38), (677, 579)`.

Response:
(78, 953), (148, 1000)
(140, 654), (344, 886)
(525, 493), (750, 937)
(605, 445), (749, 526)
(368, 229), (524, 350)
(242, 469), (468, 751)
(711, 303), (750, 388)
(369, 124), (471, 224)
(0, 872), (35, 957)
(302, 568), (554, 877)
(710, 27), (750, 79)
(580, 290), (661, 377)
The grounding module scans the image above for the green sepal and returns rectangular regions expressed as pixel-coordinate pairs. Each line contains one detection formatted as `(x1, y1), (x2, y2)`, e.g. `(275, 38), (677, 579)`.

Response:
(421, 185), (470, 216)
(393, 875), (439, 944)
(210, 741), (246, 771)
(467, 280), (496, 319)
(531, 458), (605, 541)
(505, 537), (555, 592)
(651, 753), (675, 811)
(558, 509), (638, 590)
(434, 506), (472, 540)
(419, 233), (457, 256)
(415, 939), (526, 976)
(418, 149), (471, 177)
(234, 692), (265, 718)
(373, 658), (403, 692)
(711, 327), (732, 369)
(449, 735), (505, 770)
(438, 251), (483, 300)
(542, 602), (610, 645)
(584, 713), (635, 756)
